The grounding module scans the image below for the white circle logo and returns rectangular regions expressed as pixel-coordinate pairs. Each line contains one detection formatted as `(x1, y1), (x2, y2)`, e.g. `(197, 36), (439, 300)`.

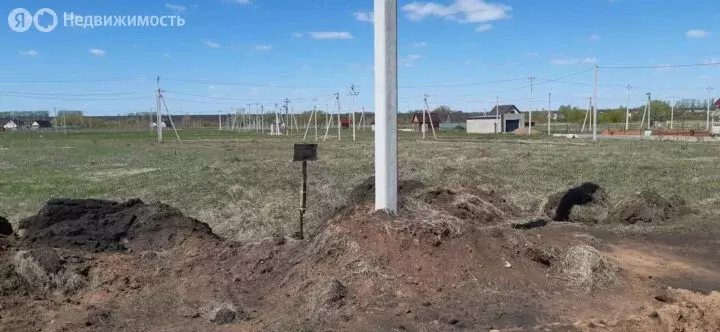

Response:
(33, 8), (57, 32)
(8, 8), (32, 32)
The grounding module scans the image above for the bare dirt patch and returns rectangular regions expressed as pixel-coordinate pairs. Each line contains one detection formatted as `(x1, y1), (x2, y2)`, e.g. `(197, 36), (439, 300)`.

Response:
(1, 182), (719, 331)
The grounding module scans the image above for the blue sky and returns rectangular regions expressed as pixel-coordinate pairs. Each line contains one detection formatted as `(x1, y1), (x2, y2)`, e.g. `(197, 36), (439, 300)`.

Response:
(1, 0), (719, 116)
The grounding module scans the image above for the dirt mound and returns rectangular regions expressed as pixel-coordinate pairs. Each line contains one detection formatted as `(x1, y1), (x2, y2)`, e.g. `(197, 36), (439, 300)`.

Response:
(18, 198), (219, 252)
(606, 191), (690, 224)
(346, 176), (424, 207)
(421, 187), (518, 223)
(573, 288), (720, 331)
(0, 188), (718, 331)
(0, 216), (12, 236)
(543, 182), (609, 223)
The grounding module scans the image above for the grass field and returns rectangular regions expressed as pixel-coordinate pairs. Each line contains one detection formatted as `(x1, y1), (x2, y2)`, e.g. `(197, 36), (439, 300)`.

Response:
(2, 129), (720, 242)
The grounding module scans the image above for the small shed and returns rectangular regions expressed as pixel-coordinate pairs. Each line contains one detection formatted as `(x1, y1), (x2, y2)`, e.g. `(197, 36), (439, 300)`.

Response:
(466, 105), (526, 133)
(150, 121), (171, 128)
(411, 112), (441, 132)
(340, 118), (352, 129)
(466, 115), (502, 133)
(31, 120), (53, 129)
(3, 120), (25, 130)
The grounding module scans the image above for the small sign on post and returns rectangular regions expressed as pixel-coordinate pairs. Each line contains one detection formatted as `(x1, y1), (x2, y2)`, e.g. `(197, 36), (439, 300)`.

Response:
(293, 143), (318, 240)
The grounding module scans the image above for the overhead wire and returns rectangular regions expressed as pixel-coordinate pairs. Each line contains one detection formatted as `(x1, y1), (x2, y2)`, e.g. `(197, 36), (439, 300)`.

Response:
(599, 62), (720, 69)
(0, 91), (152, 101)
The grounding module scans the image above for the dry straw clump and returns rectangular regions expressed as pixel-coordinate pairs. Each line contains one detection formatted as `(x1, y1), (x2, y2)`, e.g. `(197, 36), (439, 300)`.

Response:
(12, 250), (85, 295)
(559, 245), (618, 291)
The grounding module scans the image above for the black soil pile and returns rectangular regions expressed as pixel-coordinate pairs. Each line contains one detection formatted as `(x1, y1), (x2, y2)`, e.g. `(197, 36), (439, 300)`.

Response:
(543, 182), (609, 223)
(18, 198), (219, 252)
(422, 187), (517, 223)
(0, 216), (12, 236)
(606, 191), (691, 224)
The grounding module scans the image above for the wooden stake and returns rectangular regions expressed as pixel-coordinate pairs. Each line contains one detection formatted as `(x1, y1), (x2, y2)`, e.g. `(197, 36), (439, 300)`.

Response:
(297, 160), (307, 240)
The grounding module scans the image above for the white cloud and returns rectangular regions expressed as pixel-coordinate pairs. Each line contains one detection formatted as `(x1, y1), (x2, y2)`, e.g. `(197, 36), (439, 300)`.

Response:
(163, 53), (172, 58)
(687, 29), (710, 38)
(301, 64), (311, 70)
(234, 0), (252, 4)
(589, 34), (600, 40)
(19, 50), (39, 56)
(475, 23), (492, 32)
(400, 54), (422, 67)
(464, 60), (472, 65)
(309, 32), (354, 39)
(702, 58), (719, 64)
(89, 48), (106, 56)
(412, 41), (428, 48)
(254, 44), (272, 51)
(353, 11), (374, 22)
(205, 40), (221, 48)
(551, 57), (597, 65)
(526, 52), (540, 57)
(292, 32), (304, 38)
(165, 3), (187, 13)
(402, 0), (511, 24)
(208, 85), (216, 90)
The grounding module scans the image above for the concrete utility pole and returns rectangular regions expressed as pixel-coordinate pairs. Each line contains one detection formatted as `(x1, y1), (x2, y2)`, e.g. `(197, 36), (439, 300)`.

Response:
(374, 0), (398, 213)
(283, 98), (291, 135)
(260, 105), (265, 134)
(646, 92), (652, 130)
(334, 92), (342, 140)
(671, 96), (675, 130)
(547, 92), (551, 136)
(156, 76), (162, 142)
(349, 84), (359, 141)
(313, 98), (318, 140)
(218, 111), (222, 131)
(625, 85), (631, 131)
(528, 76), (535, 134)
(495, 96), (499, 133)
(592, 64), (598, 141)
(53, 107), (57, 133)
(706, 87), (713, 131)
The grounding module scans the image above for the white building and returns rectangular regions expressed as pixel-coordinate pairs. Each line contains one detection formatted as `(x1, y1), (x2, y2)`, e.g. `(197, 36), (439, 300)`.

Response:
(2, 120), (24, 130)
(466, 105), (526, 134)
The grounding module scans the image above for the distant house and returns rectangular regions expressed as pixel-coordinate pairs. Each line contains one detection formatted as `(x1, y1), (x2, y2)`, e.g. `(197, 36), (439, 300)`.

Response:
(2, 119), (25, 130)
(31, 120), (52, 129)
(411, 112), (441, 132)
(714, 98), (720, 109)
(340, 118), (352, 129)
(150, 121), (171, 128)
(466, 104), (527, 134)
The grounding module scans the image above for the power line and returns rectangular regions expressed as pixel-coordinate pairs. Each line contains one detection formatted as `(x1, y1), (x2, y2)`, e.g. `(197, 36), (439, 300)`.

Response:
(399, 77), (528, 88)
(0, 77), (147, 83)
(0, 90), (148, 96)
(165, 77), (533, 89)
(163, 90), (255, 101)
(600, 62), (720, 69)
(163, 78), (332, 89)
(0, 91), (152, 101)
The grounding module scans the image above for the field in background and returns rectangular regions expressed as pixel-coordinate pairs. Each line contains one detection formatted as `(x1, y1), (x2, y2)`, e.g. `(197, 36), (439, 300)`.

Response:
(2, 129), (720, 242)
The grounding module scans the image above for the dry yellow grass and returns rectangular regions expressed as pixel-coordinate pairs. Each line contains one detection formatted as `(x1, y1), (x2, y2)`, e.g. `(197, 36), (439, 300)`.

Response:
(2, 130), (720, 242)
